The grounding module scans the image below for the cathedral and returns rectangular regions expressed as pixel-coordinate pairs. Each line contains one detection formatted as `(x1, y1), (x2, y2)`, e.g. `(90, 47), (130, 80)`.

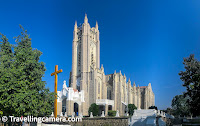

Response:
(57, 14), (155, 116)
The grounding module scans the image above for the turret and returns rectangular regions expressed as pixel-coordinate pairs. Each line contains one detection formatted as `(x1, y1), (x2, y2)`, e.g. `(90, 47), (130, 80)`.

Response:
(73, 21), (78, 41)
(101, 64), (104, 72)
(133, 81), (136, 87)
(128, 78), (131, 87)
(71, 21), (78, 89)
(84, 13), (88, 24)
(74, 21), (77, 32)
(95, 21), (98, 30)
(148, 83), (151, 87)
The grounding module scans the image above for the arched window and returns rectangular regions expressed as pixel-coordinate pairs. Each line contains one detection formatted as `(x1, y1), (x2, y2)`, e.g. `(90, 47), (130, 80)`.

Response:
(91, 53), (94, 65)
(107, 87), (112, 100)
(98, 82), (100, 94)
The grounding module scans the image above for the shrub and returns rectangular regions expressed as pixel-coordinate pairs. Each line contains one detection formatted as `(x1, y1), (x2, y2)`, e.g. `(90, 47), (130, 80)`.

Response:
(0, 111), (3, 116)
(149, 106), (158, 110)
(128, 104), (137, 116)
(88, 103), (99, 116)
(108, 110), (116, 116)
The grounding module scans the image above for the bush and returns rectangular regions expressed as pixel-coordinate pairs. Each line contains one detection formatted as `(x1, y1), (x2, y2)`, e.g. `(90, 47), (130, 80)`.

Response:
(108, 110), (116, 116)
(0, 111), (3, 117)
(88, 103), (99, 116)
(149, 106), (158, 110)
(128, 104), (137, 116)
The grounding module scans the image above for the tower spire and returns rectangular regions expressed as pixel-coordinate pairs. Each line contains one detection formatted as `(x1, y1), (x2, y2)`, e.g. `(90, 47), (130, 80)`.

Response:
(84, 13), (88, 23)
(95, 21), (98, 29)
(133, 81), (136, 87)
(74, 21), (77, 32)
(73, 21), (78, 41)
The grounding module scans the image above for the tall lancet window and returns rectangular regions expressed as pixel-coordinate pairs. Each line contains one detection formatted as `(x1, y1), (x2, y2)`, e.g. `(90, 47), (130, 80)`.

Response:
(90, 41), (96, 67)
(107, 86), (112, 100)
(91, 53), (94, 65)
(76, 77), (80, 91)
(78, 51), (81, 66)
(98, 82), (100, 94)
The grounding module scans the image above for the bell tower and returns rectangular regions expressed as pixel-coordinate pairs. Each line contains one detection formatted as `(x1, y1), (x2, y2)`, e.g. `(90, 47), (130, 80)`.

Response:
(70, 14), (100, 115)
(71, 14), (100, 91)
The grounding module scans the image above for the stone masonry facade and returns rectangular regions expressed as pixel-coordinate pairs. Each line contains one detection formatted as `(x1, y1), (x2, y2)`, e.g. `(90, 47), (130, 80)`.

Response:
(59, 14), (155, 116)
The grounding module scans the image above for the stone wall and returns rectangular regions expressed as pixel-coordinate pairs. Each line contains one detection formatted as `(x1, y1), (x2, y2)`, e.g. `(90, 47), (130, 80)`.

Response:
(69, 117), (128, 126)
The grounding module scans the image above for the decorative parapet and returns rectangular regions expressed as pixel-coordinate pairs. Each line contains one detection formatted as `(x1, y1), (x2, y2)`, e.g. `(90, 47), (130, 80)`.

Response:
(57, 80), (85, 105)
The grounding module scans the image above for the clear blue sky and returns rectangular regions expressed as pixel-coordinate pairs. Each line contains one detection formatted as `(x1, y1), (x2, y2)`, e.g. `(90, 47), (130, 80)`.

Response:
(0, 0), (200, 110)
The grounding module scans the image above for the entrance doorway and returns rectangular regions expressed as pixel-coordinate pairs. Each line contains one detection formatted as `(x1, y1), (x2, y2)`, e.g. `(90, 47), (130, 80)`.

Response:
(62, 98), (66, 113)
(98, 105), (105, 116)
(74, 102), (79, 116)
(108, 105), (112, 110)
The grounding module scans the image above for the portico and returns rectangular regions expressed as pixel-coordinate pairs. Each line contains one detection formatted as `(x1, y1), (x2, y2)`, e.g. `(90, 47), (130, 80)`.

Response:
(96, 99), (114, 116)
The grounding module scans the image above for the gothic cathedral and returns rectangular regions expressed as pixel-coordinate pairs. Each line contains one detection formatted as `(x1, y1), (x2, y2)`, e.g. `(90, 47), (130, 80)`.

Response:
(57, 14), (155, 116)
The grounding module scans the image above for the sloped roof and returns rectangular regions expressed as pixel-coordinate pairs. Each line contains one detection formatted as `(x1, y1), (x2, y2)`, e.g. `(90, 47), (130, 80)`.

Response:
(140, 86), (147, 88)
(73, 89), (79, 92)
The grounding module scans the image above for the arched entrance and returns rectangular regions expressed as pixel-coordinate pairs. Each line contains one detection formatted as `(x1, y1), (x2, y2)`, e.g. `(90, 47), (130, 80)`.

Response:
(74, 102), (79, 116)
(62, 98), (67, 113)
(122, 103), (127, 115)
(99, 105), (105, 116)
(108, 105), (112, 110)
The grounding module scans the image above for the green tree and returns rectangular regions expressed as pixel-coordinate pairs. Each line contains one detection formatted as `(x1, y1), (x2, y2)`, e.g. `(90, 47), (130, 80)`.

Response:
(179, 54), (200, 116)
(0, 26), (54, 116)
(0, 33), (14, 116)
(88, 103), (99, 116)
(128, 104), (137, 116)
(166, 107), (173, 115)
(171, 94), (190, 116)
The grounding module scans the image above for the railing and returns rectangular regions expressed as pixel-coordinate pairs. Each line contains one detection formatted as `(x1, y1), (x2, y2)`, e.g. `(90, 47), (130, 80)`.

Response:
(96, 99), (114, 106)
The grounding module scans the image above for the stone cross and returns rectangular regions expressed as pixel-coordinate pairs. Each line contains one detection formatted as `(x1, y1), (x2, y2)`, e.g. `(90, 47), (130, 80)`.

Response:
(51, 65), (63, 118)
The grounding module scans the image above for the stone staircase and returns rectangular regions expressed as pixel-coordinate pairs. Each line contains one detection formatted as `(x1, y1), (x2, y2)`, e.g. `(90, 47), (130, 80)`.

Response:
(182, 118), (200, 126)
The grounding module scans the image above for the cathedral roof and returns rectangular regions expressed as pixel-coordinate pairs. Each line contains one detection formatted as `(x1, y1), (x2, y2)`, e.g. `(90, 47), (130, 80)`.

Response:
(140, 86), (147, 88)
(73, 89), (79, 92)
